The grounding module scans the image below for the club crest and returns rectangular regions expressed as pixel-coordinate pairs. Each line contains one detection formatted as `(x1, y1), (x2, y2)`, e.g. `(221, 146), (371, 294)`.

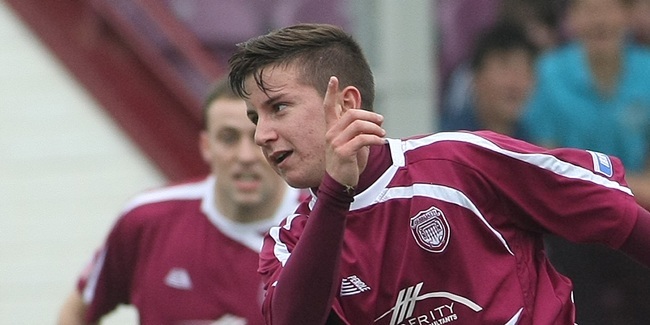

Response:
(410, 206), (450, 253)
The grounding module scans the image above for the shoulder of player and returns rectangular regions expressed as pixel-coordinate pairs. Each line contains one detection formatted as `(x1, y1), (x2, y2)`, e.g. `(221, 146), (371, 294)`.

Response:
(401, 131), (512, 161)
(273, 209), (309, 236)
(117, 177), (208, 222)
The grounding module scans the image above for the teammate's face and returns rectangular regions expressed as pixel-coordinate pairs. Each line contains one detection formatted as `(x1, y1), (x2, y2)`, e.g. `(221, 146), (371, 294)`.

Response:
(200, 97), (285, 212)
(244, 64), (328, 189)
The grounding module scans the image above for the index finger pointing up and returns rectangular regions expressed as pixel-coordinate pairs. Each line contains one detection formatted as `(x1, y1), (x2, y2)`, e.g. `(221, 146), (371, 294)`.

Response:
(324, 76), (341, 130)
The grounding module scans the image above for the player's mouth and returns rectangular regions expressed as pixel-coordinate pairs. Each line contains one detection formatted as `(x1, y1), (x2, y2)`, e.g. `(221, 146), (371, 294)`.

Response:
(269, 150), (292, 168)
(233, 172), (261, 191)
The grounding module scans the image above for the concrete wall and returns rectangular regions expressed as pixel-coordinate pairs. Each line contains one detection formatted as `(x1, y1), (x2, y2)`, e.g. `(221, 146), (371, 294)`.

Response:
(0, 3), (165, 324)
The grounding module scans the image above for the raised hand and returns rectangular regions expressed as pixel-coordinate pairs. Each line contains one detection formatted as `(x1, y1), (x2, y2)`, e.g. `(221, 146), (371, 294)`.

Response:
(323, 76), (386, 189)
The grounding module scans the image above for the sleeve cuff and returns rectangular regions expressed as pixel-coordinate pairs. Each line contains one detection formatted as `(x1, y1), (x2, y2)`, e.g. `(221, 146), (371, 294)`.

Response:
(318, 173), (356, 204)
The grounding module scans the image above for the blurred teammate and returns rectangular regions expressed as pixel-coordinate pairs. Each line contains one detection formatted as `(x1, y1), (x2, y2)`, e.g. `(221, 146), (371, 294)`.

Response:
(56, 79), (303, 325)
(228, 23), (650, 324)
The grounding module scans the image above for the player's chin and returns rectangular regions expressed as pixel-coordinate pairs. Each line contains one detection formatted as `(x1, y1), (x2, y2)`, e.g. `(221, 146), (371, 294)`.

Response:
(282, 171), (320, 189)
(232, 191), (265, 206)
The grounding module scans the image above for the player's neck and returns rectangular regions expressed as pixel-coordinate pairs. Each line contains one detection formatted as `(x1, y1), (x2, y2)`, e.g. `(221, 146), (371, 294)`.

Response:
(588, 47), (622, 95)
(356, 143), (392, 193)
(480, 117), (516, 137)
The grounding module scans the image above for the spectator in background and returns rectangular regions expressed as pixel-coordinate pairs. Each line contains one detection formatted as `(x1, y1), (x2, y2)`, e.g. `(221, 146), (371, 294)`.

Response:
(438, 0), (562, 133)
(440, 20), (538, 138)
(500, 0), (565, 50)
(437, 0), (502, 93)
(56, 79), (304, 325)
(522, 0), (650, 209)
(630, 0), (650, 45)
(521, 0), (650, 322)
(437, 0), (563, 115)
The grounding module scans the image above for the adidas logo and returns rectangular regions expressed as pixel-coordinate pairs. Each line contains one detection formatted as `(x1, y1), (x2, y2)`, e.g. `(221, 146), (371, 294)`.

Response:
(341, 275), (371, 296)
(165, 267), (193, 290)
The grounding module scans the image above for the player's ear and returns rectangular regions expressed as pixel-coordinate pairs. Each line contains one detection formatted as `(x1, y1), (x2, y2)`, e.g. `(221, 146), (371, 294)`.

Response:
(340, 86), (362, 111)
(199, 131), (212, 164)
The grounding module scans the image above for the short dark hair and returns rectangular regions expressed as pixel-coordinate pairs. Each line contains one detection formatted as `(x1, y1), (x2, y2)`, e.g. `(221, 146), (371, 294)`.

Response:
(201, 78), (240, 129)
(228, 23), (375, 111)
(567, 0), (633, 8)
(470, 20), (539, 72)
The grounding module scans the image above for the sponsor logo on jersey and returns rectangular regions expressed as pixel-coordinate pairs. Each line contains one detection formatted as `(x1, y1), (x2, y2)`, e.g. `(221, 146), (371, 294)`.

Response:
(374, 282), (482, 325)
(341, 275), (371, 296)
(588, 150), (613, 177)
(410, 206), (450, 253)
(165, 267), (193, 290)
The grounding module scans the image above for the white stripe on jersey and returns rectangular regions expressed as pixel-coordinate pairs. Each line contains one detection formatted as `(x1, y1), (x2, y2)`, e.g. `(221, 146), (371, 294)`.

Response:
(307, 139), (403, 212)
(82, 247), (107, 304)
(505, 308), (523, 325)
(270, 214), (301, 267)
(273, 132), (631, 267)
(121, 178), (208, 214)
(403, 132), (632, 195)
(278, 182), (514, 268)
(376, 184), (514, 255)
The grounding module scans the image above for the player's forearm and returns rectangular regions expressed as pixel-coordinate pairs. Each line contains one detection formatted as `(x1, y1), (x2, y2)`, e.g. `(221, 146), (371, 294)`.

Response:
(269, 173), (352, 324)
(619, 206), (650, 269)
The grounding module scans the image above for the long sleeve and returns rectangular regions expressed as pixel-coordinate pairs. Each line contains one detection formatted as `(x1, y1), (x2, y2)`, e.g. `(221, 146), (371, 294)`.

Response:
(263, 173), (353, 324)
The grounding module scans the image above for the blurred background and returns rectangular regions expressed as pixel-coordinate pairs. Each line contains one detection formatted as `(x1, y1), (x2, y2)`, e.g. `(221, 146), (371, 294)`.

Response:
(0, 1), (435, 323)
(2, 0), (650, 324)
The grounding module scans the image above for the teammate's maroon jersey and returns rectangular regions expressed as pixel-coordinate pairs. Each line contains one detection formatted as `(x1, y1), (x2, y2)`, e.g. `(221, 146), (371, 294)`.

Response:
(259, 131), (639, 324)
(77, 176), (303, 324)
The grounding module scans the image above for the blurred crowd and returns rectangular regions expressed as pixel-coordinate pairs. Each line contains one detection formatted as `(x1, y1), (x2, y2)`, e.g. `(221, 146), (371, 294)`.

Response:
(437, 0), (650, 322)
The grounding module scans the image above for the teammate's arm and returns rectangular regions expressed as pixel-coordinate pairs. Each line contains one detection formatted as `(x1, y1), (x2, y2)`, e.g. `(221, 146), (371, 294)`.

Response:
(56, 290), (96, 325)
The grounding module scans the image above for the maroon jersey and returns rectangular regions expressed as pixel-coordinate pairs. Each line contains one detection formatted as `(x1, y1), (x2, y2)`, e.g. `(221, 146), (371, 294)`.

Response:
(77, 176), (303, 324)
(259, 131), (639, 324)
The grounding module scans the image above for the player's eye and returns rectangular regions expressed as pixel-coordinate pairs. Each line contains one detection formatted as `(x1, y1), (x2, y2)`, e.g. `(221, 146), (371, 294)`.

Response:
(217, 129), (240, 145)
(275, 103), (288, 112)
